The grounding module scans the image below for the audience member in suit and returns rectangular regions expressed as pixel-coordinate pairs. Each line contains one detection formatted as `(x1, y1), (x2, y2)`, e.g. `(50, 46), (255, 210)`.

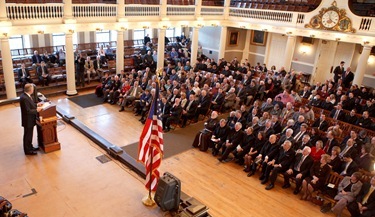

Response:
(192, 111), (219, 151)
(75, 52), (86, 87)
(163, 98), (182, 132)
(271, 115), (282, 135)
(94, 55), (104, 80)
(248, 135), (279, 177)
(319, 96), (334, 111)
(36, 61), (51, 86)
(300, 154), (331, 200)
(17, 63), (33, 87)
(19, 84), (43, 155)
(355, 145), (374, 172)
(279, 119), (295, 136)
(311, 114), (329, 132)
(309, 127), (322, 147)
(119, 81), (143, 111)
(263, 140), (295, 190)
(299, 86), (311, 99)
(356, 111), (373, 130)
(362, 100), (375, 118)
(223, 87), (236, 111)
(339, 138), (358, 160)
(234, 83), (247, 109)
(331, 172), (363, 216)
(340, 153), (359, 176)
(293, 123), (308, 144)
(210, 88), (225, 111)
(211, 119), (231, 156)
(347, 176), (375, 217)
(294, 134), (312, 152)
(181, 94), (198, 128)
(194, 90), (211, 121)
(84, 56), (96, 84)
(342, 67), (354, 88)
(323, 130), (339, 154)
(333, 61), (345, 84)
(31, 50), (42, 66)
(329, 146), (343, 173)
(278, 128), (295, 146)
(329, 103), (345, 121)
(168, 88), (181, 105)
(218, 122), (245, 162)
(260, 119), (275, 138)
(134, 88), (152, 115)
(283, 146), (314, 194)
(233, 127), (256, 165)
(344, 109), (359, 124)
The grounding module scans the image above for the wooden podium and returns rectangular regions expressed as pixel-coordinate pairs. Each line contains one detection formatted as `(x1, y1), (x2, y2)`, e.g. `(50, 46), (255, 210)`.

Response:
(37, 104), (61, 153)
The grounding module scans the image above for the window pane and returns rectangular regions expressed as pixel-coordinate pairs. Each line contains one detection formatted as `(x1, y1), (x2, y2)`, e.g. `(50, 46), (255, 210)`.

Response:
(166, 29), (174, 38)
(52, 33), (65, 46)
(9, 35), (23, 50)
(96, 30), (110, 43)
(133, 29), (145, 40)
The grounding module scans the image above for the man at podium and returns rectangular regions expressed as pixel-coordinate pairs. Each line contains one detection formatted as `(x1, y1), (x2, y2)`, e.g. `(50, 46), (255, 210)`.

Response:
(20, 84), (43, 155)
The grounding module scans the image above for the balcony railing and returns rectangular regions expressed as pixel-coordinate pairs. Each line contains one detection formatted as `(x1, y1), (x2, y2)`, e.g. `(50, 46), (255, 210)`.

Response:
(166, 6), (195, 16)
(72, 4), (117, 18)
(201, 6), (224, 16)
(6, 4), (63, 20)
(124, 5), (159, 16)
(229, 8), (293, 23)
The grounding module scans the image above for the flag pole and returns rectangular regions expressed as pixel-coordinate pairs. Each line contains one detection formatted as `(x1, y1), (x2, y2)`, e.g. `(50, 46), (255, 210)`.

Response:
(142, 143), (155, 206)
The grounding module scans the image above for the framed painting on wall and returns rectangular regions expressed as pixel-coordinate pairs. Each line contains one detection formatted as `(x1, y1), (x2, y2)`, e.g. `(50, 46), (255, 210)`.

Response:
(229, 31), (239, 46)
(251, 30), (267, 46)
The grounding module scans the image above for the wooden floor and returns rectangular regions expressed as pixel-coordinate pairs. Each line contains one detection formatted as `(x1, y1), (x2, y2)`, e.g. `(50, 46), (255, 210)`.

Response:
(0, 91), (344, 217)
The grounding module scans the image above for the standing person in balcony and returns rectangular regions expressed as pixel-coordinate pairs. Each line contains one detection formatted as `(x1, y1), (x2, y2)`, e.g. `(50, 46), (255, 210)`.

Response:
(144, 34), (151, 45)
(56, 48), (66, 67)
(75, 52), (85, 88)
(31, 50), (42, 69)
(332, 61), (345, 84)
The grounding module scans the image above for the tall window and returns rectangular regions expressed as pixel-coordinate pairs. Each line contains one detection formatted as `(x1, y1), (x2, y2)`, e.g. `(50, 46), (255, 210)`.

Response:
(166, 27), (182, 38)
(52, 33), (65, 46)
(96, 30), (110, 43)
(52, 33), (78, 47)
(9, 35), (24, 50)
(133, 29), (151, 40)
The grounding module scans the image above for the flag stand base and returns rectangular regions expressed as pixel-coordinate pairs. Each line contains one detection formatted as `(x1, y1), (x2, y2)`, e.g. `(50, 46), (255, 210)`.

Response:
(142, 194), (155, 206)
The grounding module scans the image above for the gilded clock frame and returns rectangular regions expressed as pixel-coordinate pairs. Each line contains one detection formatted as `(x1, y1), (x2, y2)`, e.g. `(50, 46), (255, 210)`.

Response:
(305, 2), (356, 33)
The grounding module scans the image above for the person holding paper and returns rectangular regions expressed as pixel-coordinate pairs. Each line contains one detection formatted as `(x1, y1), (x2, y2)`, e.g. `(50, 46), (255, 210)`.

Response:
(20, 84), (43, 155)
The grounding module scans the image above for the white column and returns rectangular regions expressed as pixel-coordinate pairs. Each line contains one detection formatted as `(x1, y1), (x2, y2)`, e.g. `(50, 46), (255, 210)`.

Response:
(190, 27), (200, 66)
(223, 0), (231, 20)
(157, 28), (166, 70)
(283, 35), (296, 72)
(218, 26), (227, 60)
(0, 0), (8, 21)
(63, 0), (73, 20)
(353, 45), (372, 86)
(116, 30), (124, 74)
(117, 0), (125, 21)
(241, 29), (251, 62)
(263, 32), (272, 66)
(160, 0), (167, 18)
(195, 0), (202, 18)
(1, 37), (16, 99)
(65, 32), (77, 95)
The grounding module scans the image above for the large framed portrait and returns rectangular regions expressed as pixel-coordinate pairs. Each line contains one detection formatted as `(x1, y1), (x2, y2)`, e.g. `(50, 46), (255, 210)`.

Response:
(251, 30), (267, 46)
(229, 31), (239, 46)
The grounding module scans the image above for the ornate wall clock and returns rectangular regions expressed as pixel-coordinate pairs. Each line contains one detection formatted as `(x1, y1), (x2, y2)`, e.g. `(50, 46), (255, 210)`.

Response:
(305, 1), (356, 33)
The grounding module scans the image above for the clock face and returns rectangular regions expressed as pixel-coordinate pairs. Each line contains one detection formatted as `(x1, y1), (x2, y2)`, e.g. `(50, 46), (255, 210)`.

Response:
(322, 10), (339, 28)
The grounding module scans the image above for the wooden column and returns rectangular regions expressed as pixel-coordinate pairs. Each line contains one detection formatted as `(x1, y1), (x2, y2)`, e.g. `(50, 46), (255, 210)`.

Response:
(1, 37), (17, 99)
(65, 32), (77, 96)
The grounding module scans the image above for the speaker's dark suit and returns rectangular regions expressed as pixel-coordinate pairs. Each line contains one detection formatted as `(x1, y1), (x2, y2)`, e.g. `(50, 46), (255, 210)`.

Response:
(20, 92), (38, 154)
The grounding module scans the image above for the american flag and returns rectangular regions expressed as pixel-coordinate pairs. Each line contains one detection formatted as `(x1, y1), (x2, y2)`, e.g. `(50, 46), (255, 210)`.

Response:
(138, 85), (164, 191)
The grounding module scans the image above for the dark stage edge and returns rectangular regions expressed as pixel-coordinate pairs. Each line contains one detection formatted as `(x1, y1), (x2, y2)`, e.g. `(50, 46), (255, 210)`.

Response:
(56, 106), (146, 179)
